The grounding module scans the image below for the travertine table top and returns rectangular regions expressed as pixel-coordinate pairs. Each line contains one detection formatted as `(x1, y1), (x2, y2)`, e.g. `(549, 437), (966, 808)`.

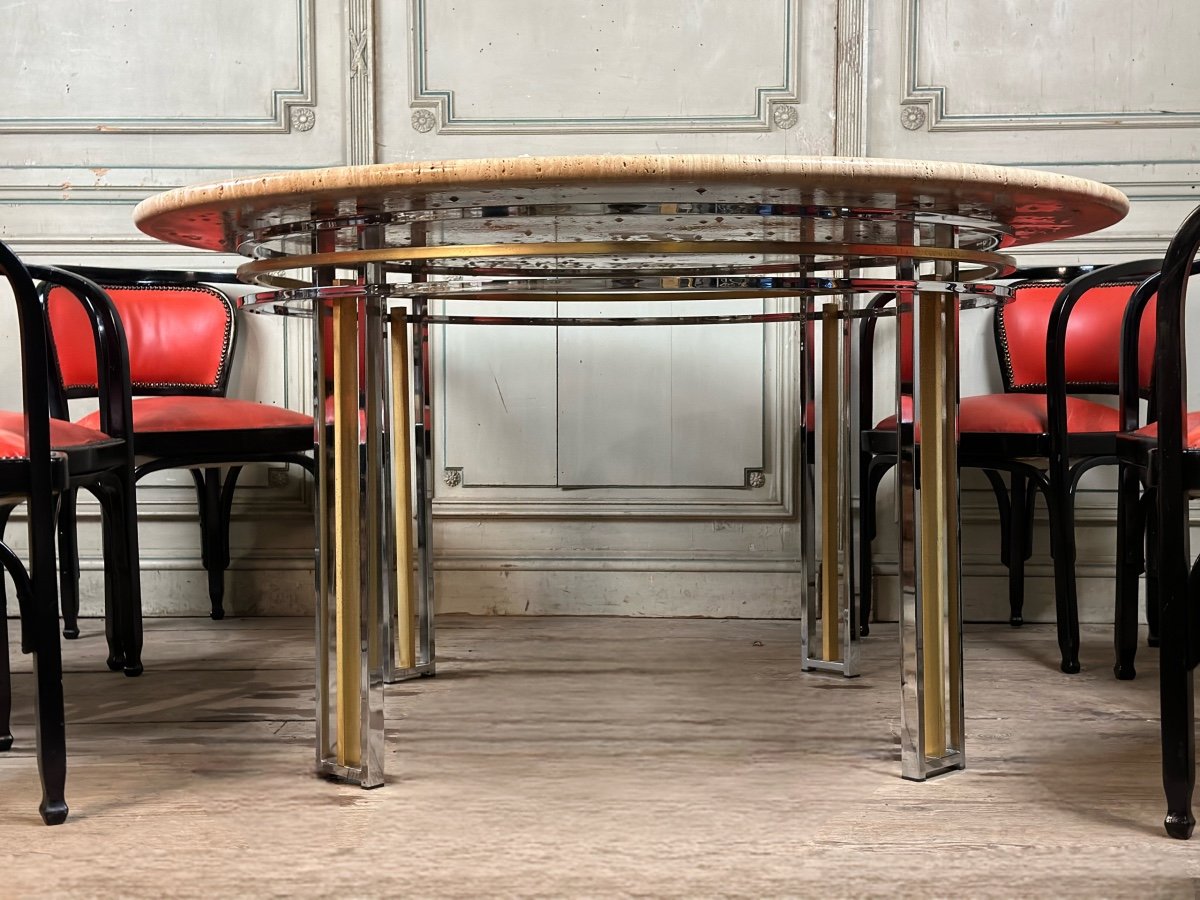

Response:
(133, 154), (1129, 253)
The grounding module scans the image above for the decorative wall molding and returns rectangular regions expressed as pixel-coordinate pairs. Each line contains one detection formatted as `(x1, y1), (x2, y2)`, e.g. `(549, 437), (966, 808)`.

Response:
(0, 165), (344, 203)
(901, 0), (1200, 132)
(290, 107), (317, 132)
(407, 0), (802, 134)
(0, 0), (315, 134)
(833, 0), (869, 155)
(435, 552), (803, 573)
(345, 0), (377, 163)
(411, 108), (437, 133)
(432, 307), (796, 519)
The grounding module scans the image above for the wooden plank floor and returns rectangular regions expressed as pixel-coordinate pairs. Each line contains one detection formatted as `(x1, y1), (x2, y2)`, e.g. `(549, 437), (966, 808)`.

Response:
(2, 616), (1199, 897)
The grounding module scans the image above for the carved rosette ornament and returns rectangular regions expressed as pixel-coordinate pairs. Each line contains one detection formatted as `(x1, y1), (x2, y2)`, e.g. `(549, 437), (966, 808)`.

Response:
(771, 104), (799, 130)
(747, 470), (766, 488)
(443, 468), (462, 487)
(411, 109), (437, 133)
(290, 107), (316, 132)
(900, 105), (927, 131)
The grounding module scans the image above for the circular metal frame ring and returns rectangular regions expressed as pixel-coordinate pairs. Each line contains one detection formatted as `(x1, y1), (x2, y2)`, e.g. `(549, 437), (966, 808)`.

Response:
(245, 255), (955, 288)
(242, 277), (1011, 311)
(236, 241), (1016, 284)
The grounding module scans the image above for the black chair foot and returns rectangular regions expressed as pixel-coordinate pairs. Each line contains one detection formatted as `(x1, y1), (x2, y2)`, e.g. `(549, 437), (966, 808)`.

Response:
(105, 653), (124, 672)
(1009, 615), (1024, 627)
(62, 626), (80, 640)
(209, 607), (225, 621)
(1113, 662), (1136, 680)
(1165, 811), (1195, 840)
(123, 661), (143, 677)
(0, 733), (12, 752)
(39, 799), (68, 826)
(859, 623), (870, 637)
(1060, 658), (1081, 674)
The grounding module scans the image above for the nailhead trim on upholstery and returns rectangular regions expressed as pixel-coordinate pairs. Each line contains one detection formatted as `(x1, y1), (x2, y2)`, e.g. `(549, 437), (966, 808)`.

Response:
(62, 282), (235, 393)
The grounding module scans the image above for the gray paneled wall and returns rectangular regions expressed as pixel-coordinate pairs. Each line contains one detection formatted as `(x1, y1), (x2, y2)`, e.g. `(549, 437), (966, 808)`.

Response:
(0, 0), (1194, 622)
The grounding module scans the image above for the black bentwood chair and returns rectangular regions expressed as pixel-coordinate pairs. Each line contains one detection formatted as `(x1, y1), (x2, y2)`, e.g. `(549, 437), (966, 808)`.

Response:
(859, 263), (1161, 674)
(1112, 259), (1200, 683)
(1114, 203), (1200, 839)
(43, 267), (315, 626)
(0, 241), (74, 824)
(858, 270), (1099, 642)
(6, 268), (146, 677)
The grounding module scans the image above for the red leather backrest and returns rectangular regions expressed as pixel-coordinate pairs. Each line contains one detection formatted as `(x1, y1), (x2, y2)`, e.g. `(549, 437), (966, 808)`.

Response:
(47, 283), (236, 394)
(320, 305), (368, 386)
(1136, 293), (1157, 393)
(897, 306), (914, 384)
(997, 280), (1151, 392)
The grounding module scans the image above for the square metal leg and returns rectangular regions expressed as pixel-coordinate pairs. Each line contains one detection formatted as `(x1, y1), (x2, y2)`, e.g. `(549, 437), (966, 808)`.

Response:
(801, 297), (859, 677)
(384, 303), (436, 683)
(896, 251), (965, 780)
(314, 292), (386, 788)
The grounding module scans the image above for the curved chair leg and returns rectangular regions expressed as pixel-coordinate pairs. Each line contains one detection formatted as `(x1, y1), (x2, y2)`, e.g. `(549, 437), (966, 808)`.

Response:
(1159, 555), (1199, 839)
(857, 455), (892, 637)
(0, 568), (11, 752)
(190, 468), (226, 620)
(982, 469), (1019, 625)
(0, 503), (17, 750)
(188, 468), (214, 615)
(98, 473), (143, 677)
(1144, 487), (1161, 648)
(0, 505), (12, 586)
(117, 471), (144, 677)
(91, 483), (126, 673)
(0, 536), (69, 824)
(215, 465), (243, 615)
(33, 615), (68, 825)
(56, 487), (81, 639)
(1012, 475), (1039, 627)
(1114, 463), (1144, 680)
(192, 465), (245, 622)
(1046, 473), (1082, 674)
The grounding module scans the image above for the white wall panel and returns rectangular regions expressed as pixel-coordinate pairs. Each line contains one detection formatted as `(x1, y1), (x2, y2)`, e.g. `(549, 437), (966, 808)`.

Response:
(557, 301), (763, 487)
(413, 0), (801, 131)
(380, 0), (838, 155)
(2, 0), (311, 131)
(905, 0), (1200, 129)
(1, 0), (1192, 620)
(441, 305), (560, 486)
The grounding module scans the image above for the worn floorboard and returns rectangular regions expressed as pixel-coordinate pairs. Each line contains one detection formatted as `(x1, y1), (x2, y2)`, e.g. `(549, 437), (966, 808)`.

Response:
(1, 616), (1198, 898)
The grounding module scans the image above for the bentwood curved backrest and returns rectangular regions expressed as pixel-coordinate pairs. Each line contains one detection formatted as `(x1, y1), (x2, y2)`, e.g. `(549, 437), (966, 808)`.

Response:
(0, 238), (68, 825)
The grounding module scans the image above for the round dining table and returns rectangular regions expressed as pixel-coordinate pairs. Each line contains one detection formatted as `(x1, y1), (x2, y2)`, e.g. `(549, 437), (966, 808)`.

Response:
(134, 154), (1128, 788)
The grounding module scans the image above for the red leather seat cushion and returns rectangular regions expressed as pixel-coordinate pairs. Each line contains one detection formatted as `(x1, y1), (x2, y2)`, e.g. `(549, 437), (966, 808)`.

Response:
(0, 411), (113, 451)
(77, 396), (312, 434)
(875, 393), (1119, 434)
(0, 429), (29, 459)
(1132, 413), (1200, 449)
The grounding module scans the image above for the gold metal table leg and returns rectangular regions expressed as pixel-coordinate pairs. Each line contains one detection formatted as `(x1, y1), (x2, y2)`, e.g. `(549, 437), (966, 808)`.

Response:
(801, 299), (858, 676)
(315, 288), (386, 788)
(390, 309), (416, 672)
(332, 300), (362, 768)
(898, 245), (965, 780)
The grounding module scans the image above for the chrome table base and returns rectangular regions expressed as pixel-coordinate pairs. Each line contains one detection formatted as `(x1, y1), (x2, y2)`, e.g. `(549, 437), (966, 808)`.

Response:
(311, 259), (437, 789)
(243, 204), (1009, 788)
